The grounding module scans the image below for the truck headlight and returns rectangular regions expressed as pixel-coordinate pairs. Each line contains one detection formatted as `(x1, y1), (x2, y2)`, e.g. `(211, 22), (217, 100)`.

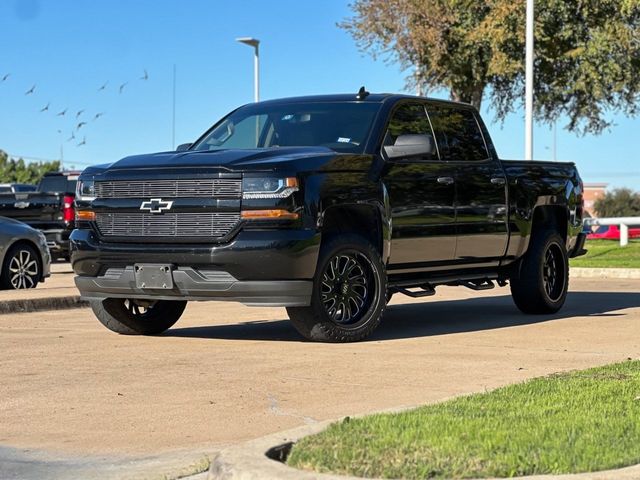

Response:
(242, 177), (298, 199)
(76, 179), (95, 201)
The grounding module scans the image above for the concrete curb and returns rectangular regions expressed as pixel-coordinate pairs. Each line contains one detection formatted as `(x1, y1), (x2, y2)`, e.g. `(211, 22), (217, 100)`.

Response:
(571, 267), (640, 279)
(0, 296), (88, 315)
(209, 413), (640, 480)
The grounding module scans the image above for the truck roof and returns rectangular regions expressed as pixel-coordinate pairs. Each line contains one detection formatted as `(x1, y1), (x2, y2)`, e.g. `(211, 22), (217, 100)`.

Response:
(256, 92), (474, 109)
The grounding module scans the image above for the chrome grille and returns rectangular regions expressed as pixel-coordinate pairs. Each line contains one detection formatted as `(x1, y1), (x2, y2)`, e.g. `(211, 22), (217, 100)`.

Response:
(96, 212), (240, 238)
(95, 179), (241, 199)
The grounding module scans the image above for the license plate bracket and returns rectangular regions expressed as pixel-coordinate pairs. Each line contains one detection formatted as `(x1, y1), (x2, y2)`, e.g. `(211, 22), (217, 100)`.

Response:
(134, 264), (174, 289)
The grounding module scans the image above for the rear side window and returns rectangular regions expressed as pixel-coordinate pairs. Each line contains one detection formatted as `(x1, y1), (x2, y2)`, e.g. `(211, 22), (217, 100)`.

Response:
(427, 105), (488, 161)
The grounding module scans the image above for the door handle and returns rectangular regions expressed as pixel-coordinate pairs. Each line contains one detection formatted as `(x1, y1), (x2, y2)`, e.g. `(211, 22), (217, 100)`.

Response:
(491, 177), (506, 185)
(437, 177), (455, 185)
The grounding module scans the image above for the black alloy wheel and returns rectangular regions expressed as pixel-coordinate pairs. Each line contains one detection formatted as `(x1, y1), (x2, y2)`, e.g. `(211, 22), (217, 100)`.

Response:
(286, 234), (387, 342)
(320, 252), (376, 326)
(542, 243), (565, 301)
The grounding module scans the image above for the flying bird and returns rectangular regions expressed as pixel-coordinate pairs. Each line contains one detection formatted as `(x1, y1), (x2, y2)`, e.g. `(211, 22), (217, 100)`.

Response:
(1, 73), (9, 82)
(67, 132), (76, 142)
(77, 136), (86, 147)
(56, 108), (67, 116)
(93, 112), (105, 121)
(25, 85), (36, 95)
(140, 69), (148, 81)
(75, 109), (84, 119)
(119, 82), (128, 94)
(98, 81), (108, 91)
(76, 121), (87, 130)
(39, 102), (50, 113)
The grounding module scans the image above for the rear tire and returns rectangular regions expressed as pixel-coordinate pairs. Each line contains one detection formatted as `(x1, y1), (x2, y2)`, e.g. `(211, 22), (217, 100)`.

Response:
(90, 298), (187, 335)
(510, 230), (569, 314)
(286, 234), (387, 342)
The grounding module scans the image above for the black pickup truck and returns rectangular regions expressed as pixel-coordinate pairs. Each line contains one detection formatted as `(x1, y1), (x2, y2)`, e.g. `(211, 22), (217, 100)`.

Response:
(71, 91), (586, 342)
(0, 171), (79, 260)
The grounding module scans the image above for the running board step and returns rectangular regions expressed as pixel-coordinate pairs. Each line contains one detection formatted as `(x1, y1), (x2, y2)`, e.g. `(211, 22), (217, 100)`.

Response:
(393, 285), (436, 298)
(460, 280), (495, 291)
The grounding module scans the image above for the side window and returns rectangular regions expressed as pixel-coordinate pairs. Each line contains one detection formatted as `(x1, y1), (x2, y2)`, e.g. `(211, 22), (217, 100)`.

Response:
(384, 103), (437, 160)
(427, 105), (489, 161)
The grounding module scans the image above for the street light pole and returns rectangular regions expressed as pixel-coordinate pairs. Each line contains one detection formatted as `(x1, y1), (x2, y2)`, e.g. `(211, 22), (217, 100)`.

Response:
(525, 0), (534, 160)
(236, 37), (260, 102)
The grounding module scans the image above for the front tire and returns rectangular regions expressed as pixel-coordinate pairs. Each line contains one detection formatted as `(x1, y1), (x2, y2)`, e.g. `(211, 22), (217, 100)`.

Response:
(287, 234), (387, 342)
(90, 298), (187, 335)
(510, 230), (569, 314)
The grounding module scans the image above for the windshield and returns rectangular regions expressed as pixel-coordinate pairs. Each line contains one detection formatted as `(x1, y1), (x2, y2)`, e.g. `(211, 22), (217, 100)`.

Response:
(192, 102), (381, 154)
(38, 176), (77, 194)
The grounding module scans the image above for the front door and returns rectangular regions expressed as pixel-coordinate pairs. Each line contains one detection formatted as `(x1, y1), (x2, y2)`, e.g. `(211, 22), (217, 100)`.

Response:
(383, 102), (457, 273)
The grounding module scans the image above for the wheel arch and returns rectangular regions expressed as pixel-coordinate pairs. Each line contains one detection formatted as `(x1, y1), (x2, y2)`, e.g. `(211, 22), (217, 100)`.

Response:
(531, 204), (569, 243)
(318, 202), (390, 263)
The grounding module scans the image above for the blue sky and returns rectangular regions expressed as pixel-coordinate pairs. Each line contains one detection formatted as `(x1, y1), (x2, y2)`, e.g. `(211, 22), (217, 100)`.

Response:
(0, 0), (637, 189)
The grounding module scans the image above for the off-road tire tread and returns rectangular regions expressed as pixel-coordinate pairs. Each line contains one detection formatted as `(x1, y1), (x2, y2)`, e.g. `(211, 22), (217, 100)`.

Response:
(90, 298), (187, 335)
(286, 234), (387, 343)
(511, 229), (569, 314)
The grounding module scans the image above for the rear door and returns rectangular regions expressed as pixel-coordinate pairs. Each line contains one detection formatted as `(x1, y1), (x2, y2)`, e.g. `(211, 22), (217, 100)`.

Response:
(383, 102), (457, 272)
(427, 104), (508, 263)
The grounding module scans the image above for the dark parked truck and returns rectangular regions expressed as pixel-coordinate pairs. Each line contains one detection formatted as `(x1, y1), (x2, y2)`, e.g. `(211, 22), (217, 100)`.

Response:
(71, 91), (586, 342)
(0, 171), (79, 259)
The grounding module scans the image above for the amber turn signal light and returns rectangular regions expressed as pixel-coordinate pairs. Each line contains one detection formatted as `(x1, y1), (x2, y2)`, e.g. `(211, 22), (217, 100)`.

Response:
(241, 209), (299, 220)
(75, 210), (96, 221)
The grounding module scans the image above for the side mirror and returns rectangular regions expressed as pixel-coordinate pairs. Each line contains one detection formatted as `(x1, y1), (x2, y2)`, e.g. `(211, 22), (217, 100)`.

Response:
(176, 143), (192, 152)
(384, 134), (435, 160)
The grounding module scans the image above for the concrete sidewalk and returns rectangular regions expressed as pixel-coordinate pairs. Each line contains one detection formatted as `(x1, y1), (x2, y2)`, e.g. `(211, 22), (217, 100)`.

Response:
(0, 263), (85, 314)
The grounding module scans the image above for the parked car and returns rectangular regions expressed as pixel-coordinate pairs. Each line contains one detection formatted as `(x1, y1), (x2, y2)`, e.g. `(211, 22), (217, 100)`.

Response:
(0, 183), (38, 193)
(0, 171), (80, 260)
(587, 224), (640, 240)
(71, 90), (586, 342)
(0, 216), (51, 289)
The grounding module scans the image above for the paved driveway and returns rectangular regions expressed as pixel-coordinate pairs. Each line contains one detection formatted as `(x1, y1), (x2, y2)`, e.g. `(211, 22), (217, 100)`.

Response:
(1, 278), (638, 479)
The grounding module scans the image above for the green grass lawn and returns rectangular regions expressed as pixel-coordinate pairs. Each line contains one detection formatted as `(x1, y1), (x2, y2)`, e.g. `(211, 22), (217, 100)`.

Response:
(571, 240), (640, 268)
(287, 361), (640, 479)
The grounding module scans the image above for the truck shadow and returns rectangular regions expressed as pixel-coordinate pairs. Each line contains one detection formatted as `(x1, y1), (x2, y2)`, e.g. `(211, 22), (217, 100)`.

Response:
(165, 291), (640, 342)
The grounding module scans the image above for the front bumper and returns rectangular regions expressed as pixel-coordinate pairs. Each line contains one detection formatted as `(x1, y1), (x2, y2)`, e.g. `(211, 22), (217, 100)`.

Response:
(70, 228), (320, 306)
(75, 267), (312, 306)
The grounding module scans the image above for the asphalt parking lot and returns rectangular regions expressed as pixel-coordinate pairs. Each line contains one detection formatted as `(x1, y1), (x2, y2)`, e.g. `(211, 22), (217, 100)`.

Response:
(1, 276), (639, 479)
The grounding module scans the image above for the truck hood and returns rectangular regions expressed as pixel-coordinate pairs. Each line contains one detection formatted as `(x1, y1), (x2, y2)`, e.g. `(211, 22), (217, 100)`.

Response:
(101, 147), (369, 173)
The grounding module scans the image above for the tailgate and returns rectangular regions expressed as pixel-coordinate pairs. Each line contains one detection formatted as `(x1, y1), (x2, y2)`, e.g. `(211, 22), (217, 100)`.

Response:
(0, 192), (64, 227)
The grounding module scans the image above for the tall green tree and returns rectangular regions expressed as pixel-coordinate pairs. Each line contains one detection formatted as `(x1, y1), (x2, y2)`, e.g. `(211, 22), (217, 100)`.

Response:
(594, 188), (640, 217)
(340, 0), (640, 134)
(0, 150), (61, 185)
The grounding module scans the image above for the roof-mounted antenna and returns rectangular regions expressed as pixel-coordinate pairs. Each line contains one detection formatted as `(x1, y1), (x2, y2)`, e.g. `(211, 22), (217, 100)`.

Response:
(356, 86), (370, 100)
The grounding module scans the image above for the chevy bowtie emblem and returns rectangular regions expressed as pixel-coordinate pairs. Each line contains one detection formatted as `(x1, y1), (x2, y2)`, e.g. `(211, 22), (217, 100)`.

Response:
(140, 198), (174, 213)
